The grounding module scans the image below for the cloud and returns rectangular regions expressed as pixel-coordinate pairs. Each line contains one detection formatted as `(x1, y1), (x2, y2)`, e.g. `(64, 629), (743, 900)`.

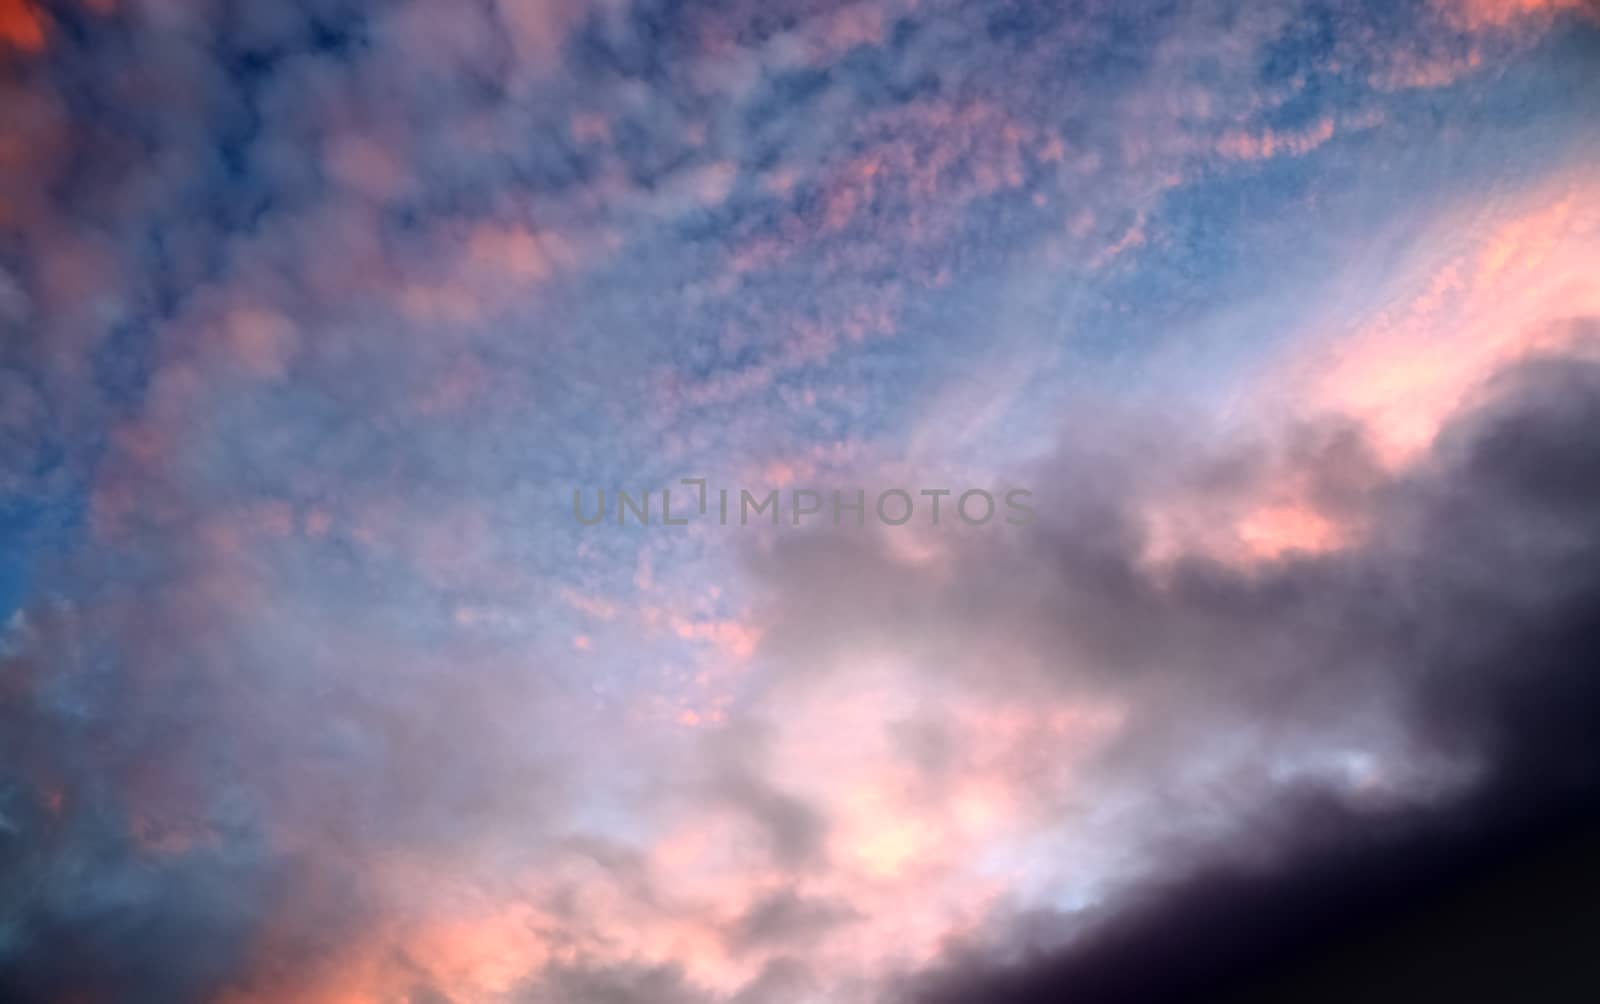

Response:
(730, 345), (1600, 1002)
(0, 1), (1597, 1001)
(1439, 0), (1600, 30)
(519, 960), (709, 1004)
(726, 889), (859, 953)
(1277, 171), (1600, 466)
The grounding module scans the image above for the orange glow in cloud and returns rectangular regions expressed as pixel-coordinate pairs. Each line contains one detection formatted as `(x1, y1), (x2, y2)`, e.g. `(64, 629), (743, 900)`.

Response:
(1235, 502), (1348, 560)
(0, 0), (45, 52)
(1142, 471), (1359, 571)
(215, 857), (564, 1004)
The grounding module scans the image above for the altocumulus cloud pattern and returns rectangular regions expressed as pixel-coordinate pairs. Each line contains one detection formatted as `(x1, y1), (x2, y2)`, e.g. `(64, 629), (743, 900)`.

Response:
(1, 1), (1599, 1002)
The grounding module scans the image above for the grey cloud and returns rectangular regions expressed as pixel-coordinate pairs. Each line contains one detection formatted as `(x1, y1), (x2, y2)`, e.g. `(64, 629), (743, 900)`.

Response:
(520, 959), (710, 1004)
(696, 723), (832, 870)
(729, 957), (821, 1004)
(727, 888), (860, 953)
(716, 768), (830, 870)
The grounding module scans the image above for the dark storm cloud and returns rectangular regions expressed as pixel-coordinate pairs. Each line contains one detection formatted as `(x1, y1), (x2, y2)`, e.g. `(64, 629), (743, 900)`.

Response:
(816, 346), (1600, 1002)
(0, 603), (269, 1004)
(0, 821), (269, 1004)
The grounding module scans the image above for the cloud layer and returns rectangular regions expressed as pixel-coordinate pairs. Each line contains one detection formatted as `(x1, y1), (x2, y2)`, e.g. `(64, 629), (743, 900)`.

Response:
(1, 0), (1598, 1001)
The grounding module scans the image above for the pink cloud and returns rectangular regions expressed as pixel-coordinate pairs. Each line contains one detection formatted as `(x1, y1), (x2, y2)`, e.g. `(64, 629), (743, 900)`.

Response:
(1216, 117), (1337, 161)
(1145, 167), (1600, 573)
(1296, 172), (1600, 465)
(324, 132), (418, 204)
(1438, 0), (1600, 29)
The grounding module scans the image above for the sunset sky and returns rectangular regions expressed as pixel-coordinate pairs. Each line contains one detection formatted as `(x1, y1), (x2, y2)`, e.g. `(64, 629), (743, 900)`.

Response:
(2, 1), (1599, 1002)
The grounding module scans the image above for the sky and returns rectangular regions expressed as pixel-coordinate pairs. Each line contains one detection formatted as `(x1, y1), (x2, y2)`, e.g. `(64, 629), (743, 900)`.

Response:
(1, 1), (1599, 1002)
